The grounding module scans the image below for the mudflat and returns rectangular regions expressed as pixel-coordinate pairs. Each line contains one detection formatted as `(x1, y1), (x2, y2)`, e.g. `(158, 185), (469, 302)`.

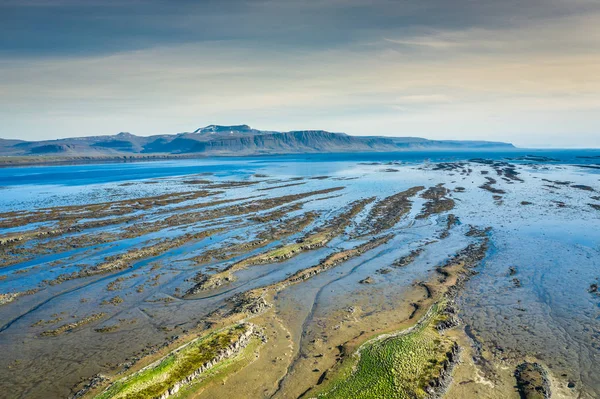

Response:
(1, 151), (599, 399)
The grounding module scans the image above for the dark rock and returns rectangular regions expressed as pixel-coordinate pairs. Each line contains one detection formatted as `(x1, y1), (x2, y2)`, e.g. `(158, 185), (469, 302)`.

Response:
(571, 184), (595, 192)
(512, 278), (522, 288)
(514, 362), (551, 399)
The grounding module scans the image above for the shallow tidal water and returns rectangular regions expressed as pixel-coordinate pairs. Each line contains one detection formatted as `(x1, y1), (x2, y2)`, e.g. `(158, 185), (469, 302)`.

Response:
(0, 149), (599, 399)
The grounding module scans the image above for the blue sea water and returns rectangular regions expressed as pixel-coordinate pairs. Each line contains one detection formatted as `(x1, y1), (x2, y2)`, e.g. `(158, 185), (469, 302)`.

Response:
(0, 149), (599, 187)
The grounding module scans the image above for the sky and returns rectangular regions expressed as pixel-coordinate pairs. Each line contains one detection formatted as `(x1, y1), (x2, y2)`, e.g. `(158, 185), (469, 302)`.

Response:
(1, 0), (599, 148)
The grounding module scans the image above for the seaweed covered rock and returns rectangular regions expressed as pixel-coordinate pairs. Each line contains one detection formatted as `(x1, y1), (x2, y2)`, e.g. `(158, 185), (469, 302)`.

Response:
(514, 362), (551, 399)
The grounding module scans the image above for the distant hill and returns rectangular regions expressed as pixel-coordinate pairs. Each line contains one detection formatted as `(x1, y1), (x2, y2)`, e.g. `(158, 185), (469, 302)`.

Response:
(0, 125), (515, 160)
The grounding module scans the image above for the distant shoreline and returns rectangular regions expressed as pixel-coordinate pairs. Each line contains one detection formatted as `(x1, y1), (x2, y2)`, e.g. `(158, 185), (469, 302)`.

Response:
(2, 147), (599, 169)
(0, 154), (208, 168)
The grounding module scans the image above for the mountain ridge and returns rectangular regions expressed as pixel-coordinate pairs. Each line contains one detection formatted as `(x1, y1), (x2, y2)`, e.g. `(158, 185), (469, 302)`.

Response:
(0, 125), (515, 158)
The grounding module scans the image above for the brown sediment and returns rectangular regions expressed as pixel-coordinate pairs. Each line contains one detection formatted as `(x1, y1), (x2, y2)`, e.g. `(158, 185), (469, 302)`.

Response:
(248, 202), (305, 223)
(439, 214), (459, 238)
(188, 198), (373, 293)
(436, 239), (490, 282)
(46, 229), (224, 285)
(0, 289), (40, 305)
(417, 184), (456, 219)
(0, 190), (217, 230)
(202, 180), (261, 189)
(182, 212), (319, 296)
(203, 234), (395, 322)
(479, 177), (506, 195)
(515, 362), (552, 399)
(466, 225), (491, 237)
(155, 195), (257, 215)
(392, 248), (424, 267)
(117, 198), (260, 239)
(0, 212), (142, 265)
(94, 325), (121, 333)
(183, 179), (212, 185)
(1, 193), (260, 268)
(571, 184), (595, 192)
(279, 234), (393, 288)
(101, 296), (124, 306)
(5, 164), (554, 399)
(293, 233), (491, 399)
(92, 318), (136, 334)
(0, 231), (121, 268)
(543, 184), (560, 191)
(83, 222), (489, 399)
(356, 186), (423, 234)
(432, 162), (470, 175)
(469, 159), (523, 182)
(159, 187), (343, 230)
(258, 182), (307, 191)
(105, 275), (136, 292)
(31, 316), (64, 327)
(40, 313), (107, 337)
(542, 178), (570, 186)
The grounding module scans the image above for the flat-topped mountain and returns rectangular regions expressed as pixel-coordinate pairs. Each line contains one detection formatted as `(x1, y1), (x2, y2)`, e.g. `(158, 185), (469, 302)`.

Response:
(0, 125), (514, 158)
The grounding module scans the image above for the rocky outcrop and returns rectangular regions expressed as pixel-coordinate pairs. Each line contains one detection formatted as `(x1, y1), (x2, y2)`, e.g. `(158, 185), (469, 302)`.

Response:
(417, 184), (456, 219)
(393, 248), (425, 267)
(40, 313), (106, 336)
(424, 342), (461, 398)
(0, 288), (40, 306)
(356, 187), (423, 235)
(282, 234), (393, 287)
(157, 324), (259, 399)
(228, 293), (271, 316)
(514, 362), (552, 399)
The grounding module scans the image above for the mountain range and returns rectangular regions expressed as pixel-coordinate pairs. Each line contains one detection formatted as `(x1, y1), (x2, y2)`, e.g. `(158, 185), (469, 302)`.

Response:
(0, 125), (514, 159)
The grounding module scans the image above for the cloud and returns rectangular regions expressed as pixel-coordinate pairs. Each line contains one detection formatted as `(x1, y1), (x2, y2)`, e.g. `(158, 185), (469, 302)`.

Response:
(394, 94), (454, 104)
(0, 0), (599, 147)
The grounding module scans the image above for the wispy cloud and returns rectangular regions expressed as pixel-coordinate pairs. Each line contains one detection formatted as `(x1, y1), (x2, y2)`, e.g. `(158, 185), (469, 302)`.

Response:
(384, 37), (461, 49)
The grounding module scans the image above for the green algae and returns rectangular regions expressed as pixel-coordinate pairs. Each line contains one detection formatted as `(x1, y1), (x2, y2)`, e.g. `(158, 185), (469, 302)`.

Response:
(312, 303), (456, 399)
(168, 337), (263, 399)
(95, 324), (254, 399)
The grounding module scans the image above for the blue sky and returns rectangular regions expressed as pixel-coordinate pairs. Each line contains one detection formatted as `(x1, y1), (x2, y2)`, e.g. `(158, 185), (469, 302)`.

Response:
(1, 0), (599, 147)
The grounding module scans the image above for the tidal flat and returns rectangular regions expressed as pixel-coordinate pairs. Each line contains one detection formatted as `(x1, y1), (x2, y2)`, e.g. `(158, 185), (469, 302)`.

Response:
(0, 151), (599, 399)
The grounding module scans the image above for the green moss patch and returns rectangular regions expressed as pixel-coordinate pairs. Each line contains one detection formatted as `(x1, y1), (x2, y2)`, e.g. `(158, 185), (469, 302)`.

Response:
(95, 324), (254, 399)
(312, 304), (456, 399)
